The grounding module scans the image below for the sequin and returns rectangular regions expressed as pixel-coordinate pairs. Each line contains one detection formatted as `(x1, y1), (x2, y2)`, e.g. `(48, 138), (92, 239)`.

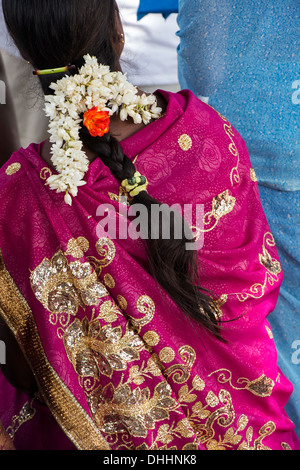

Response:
(65, 237), (90, 259)
(30, 250), (108, 316)
(63, 318), (145, 379)
(178, 134), (193, 151)
(5, 163), (21, 176)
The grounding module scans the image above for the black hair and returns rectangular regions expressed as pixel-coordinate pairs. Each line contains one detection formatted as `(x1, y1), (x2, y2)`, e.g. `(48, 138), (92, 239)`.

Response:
(3, 0), (223, 340)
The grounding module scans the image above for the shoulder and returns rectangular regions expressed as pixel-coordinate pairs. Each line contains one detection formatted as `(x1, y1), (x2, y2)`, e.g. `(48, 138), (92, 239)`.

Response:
(0, 150), (28, 193)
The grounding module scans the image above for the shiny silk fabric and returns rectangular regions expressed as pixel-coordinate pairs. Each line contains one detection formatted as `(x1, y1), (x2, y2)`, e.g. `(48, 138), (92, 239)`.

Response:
(0, 90), (299, 450)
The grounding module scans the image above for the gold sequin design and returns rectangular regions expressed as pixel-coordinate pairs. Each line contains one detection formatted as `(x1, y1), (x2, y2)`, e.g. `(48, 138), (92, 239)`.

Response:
(108, 187), (132, 206)
(87, 381), (177, 439)
(250, 168), (258, 182)
(63, 316), (145, 379)
(40, 167), (53, 181)
(6, 398), (37, 440)
(143, 331), (160, 347)
(0, 248), (110, 450)
(65, 237), (90, 259)
(103, 274), (115, 290)
(87, 238), (116, 276)
(30, 250), (108, 319)
(178, 134), (193, 151)
(197, 190), (236, 233)
(5, 163), (21, 176)
(127, 295), (155, 331)
(117, 295), (127, 311)
(208, 369), (275, 398)
(164, 345), (196, 384)
(234, 232), (282, 303)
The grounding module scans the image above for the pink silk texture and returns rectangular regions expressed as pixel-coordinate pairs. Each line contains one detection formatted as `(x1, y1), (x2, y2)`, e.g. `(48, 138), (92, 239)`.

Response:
(0, 90), (299, 450)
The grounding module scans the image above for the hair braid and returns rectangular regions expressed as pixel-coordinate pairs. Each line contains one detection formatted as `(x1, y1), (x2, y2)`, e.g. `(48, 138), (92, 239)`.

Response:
(80, 125), (224, 341)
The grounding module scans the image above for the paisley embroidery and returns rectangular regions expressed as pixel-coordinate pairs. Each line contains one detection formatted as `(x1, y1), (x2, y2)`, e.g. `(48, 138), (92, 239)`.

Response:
(87, 238), (116, 276)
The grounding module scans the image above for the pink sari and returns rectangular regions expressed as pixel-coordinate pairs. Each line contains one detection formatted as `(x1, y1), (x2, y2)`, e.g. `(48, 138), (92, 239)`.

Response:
(0, 90), (299, 450)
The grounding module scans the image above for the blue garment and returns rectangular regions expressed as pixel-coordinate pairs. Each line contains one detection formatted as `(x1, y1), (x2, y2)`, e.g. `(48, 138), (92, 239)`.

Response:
(137, 0), (178, 19)
(177, 0), (300, 435)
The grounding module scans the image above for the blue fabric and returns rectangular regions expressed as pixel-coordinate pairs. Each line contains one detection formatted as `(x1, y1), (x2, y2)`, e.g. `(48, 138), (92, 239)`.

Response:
(177, 0), (300, 436)
(137, 0), (178, 19)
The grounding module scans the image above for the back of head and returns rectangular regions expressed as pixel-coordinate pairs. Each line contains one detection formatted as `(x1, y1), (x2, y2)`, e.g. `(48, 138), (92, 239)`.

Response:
(2, 0), (223, 340)
(3, 0), (120, 94)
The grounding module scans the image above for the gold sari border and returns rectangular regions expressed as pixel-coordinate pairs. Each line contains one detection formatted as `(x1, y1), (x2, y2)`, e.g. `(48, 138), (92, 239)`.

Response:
(0, 250), (110, 450)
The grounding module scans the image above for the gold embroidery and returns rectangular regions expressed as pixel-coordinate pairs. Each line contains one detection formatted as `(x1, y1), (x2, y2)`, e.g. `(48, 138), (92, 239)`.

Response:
(40, 167), (53, 181)
(259, 244), (281, 275)
(178, 134), (193, 151)
(208, 369), (275, 398)
(250, 168), (258, 182)
(117, 295), (127, 311)
(159, 347), (176, 364)
(199, 190), (236, 233)
(87, 381), (177, 439)
(87, 238), (116, 276)
(65, 237), (90, 259)
(103, 274), (115, 290)
(127, 295), (155, 330)
(164, 345), (196, 384)
(30, 250), (108, 318)
(6, 398), (36, 440)
(223, 122), (240, 186)
(0, 249), (110, 450)
(143, 331), (160, 347)
(265, 325), (274, 340)
(5, 163), (21, 176)
(63, 317), (145, 379)
(281, 442), (292, 450)
(108, 187), (131, 206)
(234, 232), (282, 302)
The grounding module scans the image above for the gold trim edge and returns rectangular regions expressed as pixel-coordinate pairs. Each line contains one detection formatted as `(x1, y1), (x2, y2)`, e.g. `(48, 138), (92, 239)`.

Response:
(0, 250), (110, 451)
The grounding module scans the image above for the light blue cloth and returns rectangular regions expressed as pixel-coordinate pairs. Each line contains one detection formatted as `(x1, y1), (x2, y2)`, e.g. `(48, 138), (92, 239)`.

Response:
(177, 0), (300, 435)
(137, 0), (178, 19)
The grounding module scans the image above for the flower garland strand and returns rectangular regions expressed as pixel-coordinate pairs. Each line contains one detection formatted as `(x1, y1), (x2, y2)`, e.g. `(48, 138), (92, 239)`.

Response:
(44, 55), (162, 205)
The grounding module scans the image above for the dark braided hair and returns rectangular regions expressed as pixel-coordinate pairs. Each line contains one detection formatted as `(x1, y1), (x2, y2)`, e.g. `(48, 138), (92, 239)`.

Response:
(3, 0), (224, 340)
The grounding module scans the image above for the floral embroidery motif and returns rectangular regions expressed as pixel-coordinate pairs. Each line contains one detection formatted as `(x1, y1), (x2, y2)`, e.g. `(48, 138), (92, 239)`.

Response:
(30, 250), (108, 318)
(234, 232), (282, 302)
(208, 369), (275, 398)
(28, 236), (288, 450)
(199, 190), (236, 233)
(63, 316), (145, 379)
(65, 237), (90, 259)
(87, 382), (178, 439)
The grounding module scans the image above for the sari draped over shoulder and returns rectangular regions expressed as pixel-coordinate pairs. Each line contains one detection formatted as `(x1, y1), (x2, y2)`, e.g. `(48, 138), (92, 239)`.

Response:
(0, 90), (299, 451)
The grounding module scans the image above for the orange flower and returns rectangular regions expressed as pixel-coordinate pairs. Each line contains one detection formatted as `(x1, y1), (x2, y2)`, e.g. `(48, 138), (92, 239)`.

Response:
(83, 107), (110, 138)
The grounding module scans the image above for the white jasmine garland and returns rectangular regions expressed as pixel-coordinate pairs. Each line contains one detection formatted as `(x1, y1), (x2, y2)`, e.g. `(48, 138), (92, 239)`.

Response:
(44, 54), (162, 205)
